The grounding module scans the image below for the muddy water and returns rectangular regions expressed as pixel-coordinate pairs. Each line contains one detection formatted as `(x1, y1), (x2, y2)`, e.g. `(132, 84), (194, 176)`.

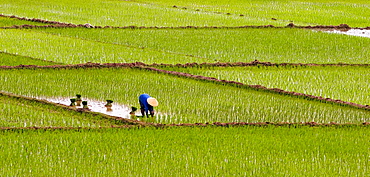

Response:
(39, 97), (169, 122)
(314, 29), (370, 38)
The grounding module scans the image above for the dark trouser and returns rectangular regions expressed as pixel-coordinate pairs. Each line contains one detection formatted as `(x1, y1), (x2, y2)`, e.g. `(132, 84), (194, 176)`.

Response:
(139, 100), (154, 118)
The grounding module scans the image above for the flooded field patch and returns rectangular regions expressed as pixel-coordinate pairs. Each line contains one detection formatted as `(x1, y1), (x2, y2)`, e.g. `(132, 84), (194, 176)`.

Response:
(38, 97), (169, 122)
(314, 29), (370, 38)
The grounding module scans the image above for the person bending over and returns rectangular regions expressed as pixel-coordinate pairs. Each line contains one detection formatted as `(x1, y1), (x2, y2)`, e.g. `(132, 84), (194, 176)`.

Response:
(138, 94), (158, 118)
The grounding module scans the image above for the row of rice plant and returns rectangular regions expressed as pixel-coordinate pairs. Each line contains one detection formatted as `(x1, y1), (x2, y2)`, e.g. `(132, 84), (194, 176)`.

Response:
(2, 28), (370, 64)
(164, 65), (370, 105)
(1, 67), (369, 123)
(0, 52), (58, 66)
(1, 0), (369, 27)
(0, 93), (124, 127)
(0, 29), (205, 64)
(1, 126), (369, 176)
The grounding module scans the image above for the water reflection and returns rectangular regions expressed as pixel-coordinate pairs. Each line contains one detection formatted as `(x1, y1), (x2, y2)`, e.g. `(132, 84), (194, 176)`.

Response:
(313, 29), (370, 38)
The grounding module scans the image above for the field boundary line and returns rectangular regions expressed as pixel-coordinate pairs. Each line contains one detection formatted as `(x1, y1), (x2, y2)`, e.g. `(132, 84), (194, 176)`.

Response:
(0, 62), (147, 69)
(1, 61), (370, 69)
(1, 121), (369, 130)
(1, 14), (370, 30)
(0, 91), (149, 126)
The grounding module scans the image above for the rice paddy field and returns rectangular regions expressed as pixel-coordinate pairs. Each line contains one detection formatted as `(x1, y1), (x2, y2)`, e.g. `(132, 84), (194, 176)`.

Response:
(2, 67), (370, 124)
(0, 93), (125, 127)
(1, 0), (370, 176)
(0, 52), (58, 66)
(1, 126), (369, 176)
(164, 65), (370, 105)
(1, 0), (369, 27)
(1, 27), (370, 64)
(0, 16), (47, 27)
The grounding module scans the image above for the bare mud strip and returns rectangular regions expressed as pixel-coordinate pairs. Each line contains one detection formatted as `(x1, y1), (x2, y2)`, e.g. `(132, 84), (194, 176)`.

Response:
(314, 29), (370, 38)
(38, 97), (169, 122)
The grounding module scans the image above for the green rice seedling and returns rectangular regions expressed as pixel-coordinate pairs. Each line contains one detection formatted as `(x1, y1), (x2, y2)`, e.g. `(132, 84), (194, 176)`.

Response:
(0, 52), (58, 66)
(1, 67), (369, 124)
(0, 0), (284, 27)
(166, 65), (370, 105)
(1, 28), (370, 64)
(0, 29), (207, 64)
(0, 126), (369, 176)
(0, 93), (124, 127)
(145, 0), (370, 27)
(27, 27), (370, 64)
(1, 0), (369, 27)
(0, 16), (47, 27)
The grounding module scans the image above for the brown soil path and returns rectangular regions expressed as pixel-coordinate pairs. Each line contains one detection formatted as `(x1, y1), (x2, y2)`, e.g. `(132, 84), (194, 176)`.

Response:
(1, 14), (369, 30)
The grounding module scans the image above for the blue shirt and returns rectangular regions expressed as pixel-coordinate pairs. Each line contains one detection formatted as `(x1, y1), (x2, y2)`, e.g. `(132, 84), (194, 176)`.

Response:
(139, 94), (153, 112)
